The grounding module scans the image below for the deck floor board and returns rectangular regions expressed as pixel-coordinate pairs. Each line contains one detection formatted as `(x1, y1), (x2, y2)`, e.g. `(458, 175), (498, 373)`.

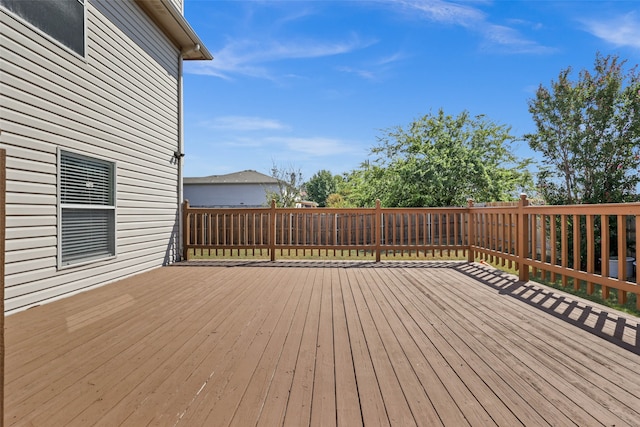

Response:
(421, 268), (635, 425)
(5, 261), (640, 426)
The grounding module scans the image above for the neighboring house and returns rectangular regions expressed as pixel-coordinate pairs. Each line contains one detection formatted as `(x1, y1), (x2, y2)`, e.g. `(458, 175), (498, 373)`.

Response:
(184, 170), (280, 207)
(0, 0), (211, 313)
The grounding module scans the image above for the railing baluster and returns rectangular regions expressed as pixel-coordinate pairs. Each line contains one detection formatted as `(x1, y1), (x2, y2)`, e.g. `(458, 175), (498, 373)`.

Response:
(531, 214), (538, 278)
(586, 214), (594, 295)
(540, 214), (547, 280)
(601, 214), (610, 299)
(573, 214), (581, 291)
(550, 214), (557, 282)
(617, 214), (627, 303)
(561, 214), (568, 287)
(636, 214), (640, 310)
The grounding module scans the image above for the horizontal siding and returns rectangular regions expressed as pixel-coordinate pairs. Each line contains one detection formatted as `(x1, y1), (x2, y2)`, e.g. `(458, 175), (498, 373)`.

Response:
(6, 254), (168, 306)
(1, 13), (177, 143)
(0, 0), (184, 313)
(4, 224), (55, 244)
(6, 240), (176, 296)
(6, 216), (56, 228)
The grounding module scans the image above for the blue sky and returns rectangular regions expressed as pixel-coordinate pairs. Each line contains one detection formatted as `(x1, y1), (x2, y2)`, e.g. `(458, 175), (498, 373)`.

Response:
(182, 0), (640, 181)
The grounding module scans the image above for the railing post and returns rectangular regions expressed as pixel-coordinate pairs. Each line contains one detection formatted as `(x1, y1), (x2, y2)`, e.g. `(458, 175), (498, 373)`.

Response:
(270, 199), (277, 262)
(517, 193), (530, 282)
(467, 198), (474, 263)
(182, 200), (190, 261)
(375, 199), (381, 262)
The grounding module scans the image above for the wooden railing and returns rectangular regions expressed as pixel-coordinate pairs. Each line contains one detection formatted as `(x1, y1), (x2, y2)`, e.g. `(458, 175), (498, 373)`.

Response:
(182, 200), (468, 262)
(183, 196), (640, 309)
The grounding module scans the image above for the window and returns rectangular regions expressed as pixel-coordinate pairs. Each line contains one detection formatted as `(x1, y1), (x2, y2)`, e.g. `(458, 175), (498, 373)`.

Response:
(58, 150), (116, 267)
(0, 0), (85, 57)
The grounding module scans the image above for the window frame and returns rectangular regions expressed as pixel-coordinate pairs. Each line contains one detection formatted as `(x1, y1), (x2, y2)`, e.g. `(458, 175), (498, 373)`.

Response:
(57, 148), (117, 270)
(0, 0), (87, 60)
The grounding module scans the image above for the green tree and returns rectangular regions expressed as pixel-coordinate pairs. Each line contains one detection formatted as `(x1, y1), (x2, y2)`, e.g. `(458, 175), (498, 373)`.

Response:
(339, 162), (386, 207)
(525, 53), (640, 205)
(305, 170), (340, 207)
(326, 193), (348, 208)
(346, 109), (533, 207)
(265, 162), (304, 207)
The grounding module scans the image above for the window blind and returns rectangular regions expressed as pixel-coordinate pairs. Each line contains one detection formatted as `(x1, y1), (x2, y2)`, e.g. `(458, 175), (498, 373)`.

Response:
(60, 151), (115, 266)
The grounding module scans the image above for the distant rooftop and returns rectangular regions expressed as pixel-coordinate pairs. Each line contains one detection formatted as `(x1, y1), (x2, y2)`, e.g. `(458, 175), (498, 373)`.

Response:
(184, 170), (279, 185)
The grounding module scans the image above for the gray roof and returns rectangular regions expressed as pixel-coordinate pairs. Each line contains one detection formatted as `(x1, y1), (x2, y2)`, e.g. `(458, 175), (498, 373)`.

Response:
(184, 170), (279, 185)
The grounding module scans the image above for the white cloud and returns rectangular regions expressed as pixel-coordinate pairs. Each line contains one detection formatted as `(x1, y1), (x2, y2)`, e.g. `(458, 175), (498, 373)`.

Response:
(376, 51), (408, 66)
(267, 136), (359, 157)
(211, 134), (362, 158)
(581, 12), (640, 49)
(336, 66), (376, 80)
(202, 116), (289, 131)
(393, 0), (485, 27)
(389, 0), (552, 54)
(185, 36), (375, 80)
(481, 25), (556, 54)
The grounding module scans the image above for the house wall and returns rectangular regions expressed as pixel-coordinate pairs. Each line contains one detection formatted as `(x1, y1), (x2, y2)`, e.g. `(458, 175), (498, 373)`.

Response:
(0, 0), (182, 313)
(184, 183), (281, 207)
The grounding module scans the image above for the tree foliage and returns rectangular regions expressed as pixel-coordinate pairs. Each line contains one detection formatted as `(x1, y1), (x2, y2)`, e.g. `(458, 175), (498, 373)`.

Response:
(305, 170), (340, 207)
(265, 162), (304, 207)
(341, 109), (533, 207)
(525, 53), (640, 204)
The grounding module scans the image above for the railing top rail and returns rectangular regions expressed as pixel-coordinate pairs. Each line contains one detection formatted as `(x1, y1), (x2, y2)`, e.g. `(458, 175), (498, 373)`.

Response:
(274, 207), (377, 214)
(185, 201), (640, 216)
(522, 202), (640, 215)
(185, 206), (468, 214)
(468, 201), (640, 215)
(468, 207), (517, 214)
(380, 207), (467, 213)
(185, 207), (272, 214)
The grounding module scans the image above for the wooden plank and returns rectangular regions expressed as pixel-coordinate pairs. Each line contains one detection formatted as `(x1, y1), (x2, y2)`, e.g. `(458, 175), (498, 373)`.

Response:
(309, 267), (337, 427)
(90, 268), (279, 425)
(453, 263), (640, 425)
(254, 268), (316, 426)
(6, 267), (194, 382)
(10, 267), (267, 426)
(281, 268), (323, 426)
(331, 268), (362, 426)
(413, 267), (596, 426)
(347, 268), (417, 426)
(356, 268), (443, 426)
(230, 269), (310, 426)
(166, 267), (291, 426)
(378, 267), (510, 426)
(121, 267), (306, 427)
(366, 267), (472, 426)
(340, 268), (389, 426)
(406, 267), (546, 425)
(203, 267), (310, 427)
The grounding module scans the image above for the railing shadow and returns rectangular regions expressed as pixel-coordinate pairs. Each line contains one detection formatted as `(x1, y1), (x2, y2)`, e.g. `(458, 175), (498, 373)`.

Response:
(454, 262), (640, 355)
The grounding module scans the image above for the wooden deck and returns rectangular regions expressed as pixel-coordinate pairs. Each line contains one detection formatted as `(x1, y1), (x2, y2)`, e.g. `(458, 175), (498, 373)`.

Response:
(5, 261), (640, 426)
